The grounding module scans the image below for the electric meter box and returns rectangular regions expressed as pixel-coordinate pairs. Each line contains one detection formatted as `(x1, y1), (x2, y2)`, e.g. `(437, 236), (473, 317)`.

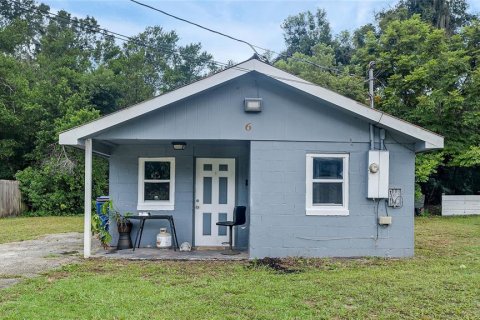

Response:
(368, 150), (389, 199)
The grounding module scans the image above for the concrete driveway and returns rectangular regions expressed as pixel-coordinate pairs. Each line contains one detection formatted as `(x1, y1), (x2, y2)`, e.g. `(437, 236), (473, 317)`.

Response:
(0, 232), (83, 289)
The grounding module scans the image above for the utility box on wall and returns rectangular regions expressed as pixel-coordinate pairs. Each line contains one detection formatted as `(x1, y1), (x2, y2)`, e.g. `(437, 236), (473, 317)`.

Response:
(368, 150), (389, 199)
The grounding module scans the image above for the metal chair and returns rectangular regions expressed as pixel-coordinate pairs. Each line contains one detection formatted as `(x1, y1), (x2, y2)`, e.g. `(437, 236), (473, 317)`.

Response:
(216, 206), (246, 255)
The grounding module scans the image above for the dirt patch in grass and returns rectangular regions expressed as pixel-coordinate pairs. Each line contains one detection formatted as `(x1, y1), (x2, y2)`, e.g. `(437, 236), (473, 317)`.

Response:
(247, 257), (302, 274)
(46, 271), (71, 283)
(0, 232), (83, 289)
(247, 256), (403, 274)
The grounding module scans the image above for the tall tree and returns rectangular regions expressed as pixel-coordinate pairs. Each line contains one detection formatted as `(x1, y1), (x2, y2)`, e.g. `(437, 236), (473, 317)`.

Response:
(377, 0), (474, 34)
(281, 8), (332, 57)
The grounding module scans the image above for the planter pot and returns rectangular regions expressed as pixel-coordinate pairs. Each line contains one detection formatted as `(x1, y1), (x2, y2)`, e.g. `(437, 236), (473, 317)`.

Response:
(117, 220), (133, 250)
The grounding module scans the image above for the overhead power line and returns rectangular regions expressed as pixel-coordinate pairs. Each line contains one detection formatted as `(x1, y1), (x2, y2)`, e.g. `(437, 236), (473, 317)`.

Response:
(7, 0), (365, 93)
(128, 0), (355, 76)
(130, 0), (261, 56)
(10, 0), (174, 53)
(11, 0), (362, 79)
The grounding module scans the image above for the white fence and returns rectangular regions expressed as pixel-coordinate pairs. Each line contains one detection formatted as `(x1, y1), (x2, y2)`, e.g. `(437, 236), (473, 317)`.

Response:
(442, 195), (480, 216)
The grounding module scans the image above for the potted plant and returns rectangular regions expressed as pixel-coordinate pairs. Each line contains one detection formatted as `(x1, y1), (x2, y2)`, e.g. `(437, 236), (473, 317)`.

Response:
(92, 200), (133, 250)
(92, 207), (112, 250)
(104, 201), (133, 250)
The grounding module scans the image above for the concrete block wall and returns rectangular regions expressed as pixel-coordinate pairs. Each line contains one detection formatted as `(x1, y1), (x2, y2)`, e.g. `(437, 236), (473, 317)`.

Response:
(249, 140), (415, 258)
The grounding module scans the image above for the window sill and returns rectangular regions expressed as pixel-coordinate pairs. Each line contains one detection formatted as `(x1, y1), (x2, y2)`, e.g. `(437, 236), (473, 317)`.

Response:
(306, 208), (349, 216)
(137, 203), (174, 211)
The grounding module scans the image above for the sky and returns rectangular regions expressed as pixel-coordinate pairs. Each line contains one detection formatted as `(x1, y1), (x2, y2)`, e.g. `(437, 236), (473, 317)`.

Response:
(39, 0), (480, 63)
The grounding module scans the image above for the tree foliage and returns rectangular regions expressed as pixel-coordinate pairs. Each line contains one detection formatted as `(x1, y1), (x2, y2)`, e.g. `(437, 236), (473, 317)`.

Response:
(351, 15), (480, 171)
(377, 0), (475, 34)
(0, 0), (215, 214)
(281, 9), (333, 57)
(274, 44), (365, 101)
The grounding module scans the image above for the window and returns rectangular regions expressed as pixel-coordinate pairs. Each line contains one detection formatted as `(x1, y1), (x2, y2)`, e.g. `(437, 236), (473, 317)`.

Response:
(138, 157), (175, 210)
(306, 153), (349, 215)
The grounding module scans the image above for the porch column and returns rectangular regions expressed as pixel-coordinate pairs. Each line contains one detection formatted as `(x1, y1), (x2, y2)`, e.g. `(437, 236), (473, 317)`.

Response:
(84, 138), (92, 258)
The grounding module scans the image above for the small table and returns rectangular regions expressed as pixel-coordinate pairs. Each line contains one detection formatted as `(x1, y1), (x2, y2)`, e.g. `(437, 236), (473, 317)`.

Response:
(129, 215), (179, 251)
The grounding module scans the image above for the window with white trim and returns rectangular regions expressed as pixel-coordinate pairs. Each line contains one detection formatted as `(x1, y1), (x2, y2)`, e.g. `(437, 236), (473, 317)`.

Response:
(137, 157), (175, 210)
(306, 153), (349, 215)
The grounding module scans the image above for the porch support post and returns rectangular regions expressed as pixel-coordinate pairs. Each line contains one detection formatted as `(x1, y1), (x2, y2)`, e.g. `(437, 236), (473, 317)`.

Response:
(84, 138), (92, 258)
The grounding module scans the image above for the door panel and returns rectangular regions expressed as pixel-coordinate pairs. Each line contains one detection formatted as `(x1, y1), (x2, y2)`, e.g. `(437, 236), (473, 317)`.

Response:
(195, 158), (235, 246)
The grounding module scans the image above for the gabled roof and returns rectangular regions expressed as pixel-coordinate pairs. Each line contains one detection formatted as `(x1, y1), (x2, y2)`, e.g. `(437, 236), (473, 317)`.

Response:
(59, 57), (443, 152)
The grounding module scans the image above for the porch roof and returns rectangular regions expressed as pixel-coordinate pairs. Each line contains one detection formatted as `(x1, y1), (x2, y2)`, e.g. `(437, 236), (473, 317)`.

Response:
(59, 56), (444, 153)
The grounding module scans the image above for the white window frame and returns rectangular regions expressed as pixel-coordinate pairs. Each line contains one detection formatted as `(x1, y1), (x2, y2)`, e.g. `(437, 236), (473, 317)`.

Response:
(306, 153), (349, 216)
(137, 157), (175, 211)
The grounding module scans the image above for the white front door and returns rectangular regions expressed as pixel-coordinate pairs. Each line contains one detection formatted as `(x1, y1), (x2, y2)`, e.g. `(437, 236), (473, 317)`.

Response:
(195, 158), (236, 246)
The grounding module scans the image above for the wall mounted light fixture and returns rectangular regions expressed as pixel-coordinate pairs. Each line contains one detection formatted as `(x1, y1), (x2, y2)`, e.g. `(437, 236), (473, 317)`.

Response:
(244, 98), (262, 112)
(172, 142), (186, 150)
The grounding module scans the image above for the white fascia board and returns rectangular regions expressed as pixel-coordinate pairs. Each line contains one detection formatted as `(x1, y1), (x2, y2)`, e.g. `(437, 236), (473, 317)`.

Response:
(58, 63), (253, 145)
(250, 60), (444, 151)
(380, 115), (444, 150)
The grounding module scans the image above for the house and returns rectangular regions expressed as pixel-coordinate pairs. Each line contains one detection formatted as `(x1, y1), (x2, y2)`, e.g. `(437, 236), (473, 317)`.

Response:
(59, 56), (443, 259)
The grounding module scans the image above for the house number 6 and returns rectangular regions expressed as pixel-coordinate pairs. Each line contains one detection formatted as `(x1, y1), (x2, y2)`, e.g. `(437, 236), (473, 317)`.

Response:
(245, 123), (252, 131)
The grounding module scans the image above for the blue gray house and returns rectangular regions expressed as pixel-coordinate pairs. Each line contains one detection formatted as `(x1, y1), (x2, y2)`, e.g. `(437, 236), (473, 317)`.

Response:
(59, 57), (443, 259)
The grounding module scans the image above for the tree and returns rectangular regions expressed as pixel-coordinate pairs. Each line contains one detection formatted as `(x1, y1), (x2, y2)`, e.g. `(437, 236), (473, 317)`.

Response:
(281, 8), (332, 57)
(377, 0), (475, 34)
(275, 43), (365, 102)
(333, 30), (354, 66)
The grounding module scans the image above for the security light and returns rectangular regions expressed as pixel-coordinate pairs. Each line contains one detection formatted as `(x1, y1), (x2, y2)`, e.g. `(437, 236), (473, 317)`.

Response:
(244, 98), (262, 112)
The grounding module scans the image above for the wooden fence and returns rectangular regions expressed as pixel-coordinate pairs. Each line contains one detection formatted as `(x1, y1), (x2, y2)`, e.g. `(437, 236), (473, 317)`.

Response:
(442, 195), (480, 216)
(0, 180), (25, 217)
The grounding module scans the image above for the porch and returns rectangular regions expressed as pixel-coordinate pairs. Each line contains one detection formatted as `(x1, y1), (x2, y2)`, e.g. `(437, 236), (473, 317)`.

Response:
(92, 247), (248, 261)
(83, 139), (251, 258)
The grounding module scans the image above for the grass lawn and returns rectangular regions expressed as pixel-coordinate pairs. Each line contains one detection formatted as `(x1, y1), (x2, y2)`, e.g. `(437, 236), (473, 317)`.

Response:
(0, 216), (83, 244)
(0, 216), (479, 319)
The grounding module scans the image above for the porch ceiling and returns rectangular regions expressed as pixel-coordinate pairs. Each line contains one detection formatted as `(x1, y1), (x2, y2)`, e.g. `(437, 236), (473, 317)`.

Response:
(88, 139), (250, 157)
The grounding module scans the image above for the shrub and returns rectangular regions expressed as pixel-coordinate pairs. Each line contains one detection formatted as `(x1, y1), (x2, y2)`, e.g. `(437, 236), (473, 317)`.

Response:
(16, 149), (108, 216)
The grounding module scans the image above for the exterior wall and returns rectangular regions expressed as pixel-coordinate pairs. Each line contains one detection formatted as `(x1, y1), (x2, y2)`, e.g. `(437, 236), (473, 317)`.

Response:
(108, 141), (250, 248)
(249, 140), (415, 258)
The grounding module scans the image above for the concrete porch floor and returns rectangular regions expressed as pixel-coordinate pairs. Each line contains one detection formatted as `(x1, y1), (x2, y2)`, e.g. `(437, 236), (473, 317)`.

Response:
(92, 247), (248, 261)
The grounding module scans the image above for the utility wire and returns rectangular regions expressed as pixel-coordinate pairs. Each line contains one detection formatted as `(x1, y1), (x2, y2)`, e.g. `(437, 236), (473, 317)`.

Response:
(8, 0), (368, 94)
(10, 0), (241, 71)
(128, 0), (358, 76)
(130, 0), (261, 56)
(12, 0), (362, 80)
(10, 0), (176, 53)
